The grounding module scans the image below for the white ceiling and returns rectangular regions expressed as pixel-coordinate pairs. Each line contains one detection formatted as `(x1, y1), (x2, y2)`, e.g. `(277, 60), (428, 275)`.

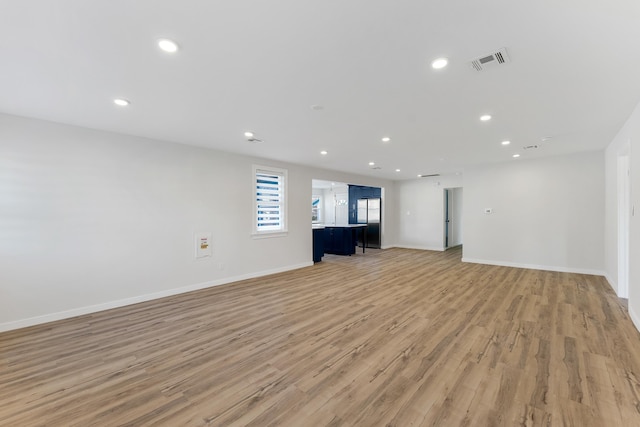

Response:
(2, 0), (640, 180)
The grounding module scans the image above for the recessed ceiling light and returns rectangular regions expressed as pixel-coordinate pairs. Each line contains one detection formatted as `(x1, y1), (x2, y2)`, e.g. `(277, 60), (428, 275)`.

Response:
(501, 140), (511, 145)
(395, 169), (401, 172)
(480, 114), (492, 121)
(431, 57), (448, 69)
(513, 154), (520, 158)
(158, 38), (179, 53)
(113, 98), (130, 106)
(244, 131), (254, 138)
(320, 150), (328, 155)
(541, 136), (553, 142)
(382, 137), (391, 143)
(369, 162), (375, 166)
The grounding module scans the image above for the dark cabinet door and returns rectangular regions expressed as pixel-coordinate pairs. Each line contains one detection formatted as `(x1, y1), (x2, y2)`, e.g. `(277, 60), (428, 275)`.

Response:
(323, 228), (335, 253)
(312, 228), (324, 262)
(335, 228), (353, 255)
(323, 227), (355, 255)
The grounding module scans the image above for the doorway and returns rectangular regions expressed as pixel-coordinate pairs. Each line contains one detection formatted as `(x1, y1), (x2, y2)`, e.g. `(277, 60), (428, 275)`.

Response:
(444, 188), (463, 249)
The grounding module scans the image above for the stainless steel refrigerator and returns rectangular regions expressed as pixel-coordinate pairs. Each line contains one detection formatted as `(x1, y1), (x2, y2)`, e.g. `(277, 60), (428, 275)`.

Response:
(356, 198), (381, 248)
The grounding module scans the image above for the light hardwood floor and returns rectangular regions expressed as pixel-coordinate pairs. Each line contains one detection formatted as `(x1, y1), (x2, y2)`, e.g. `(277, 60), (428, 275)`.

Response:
(2, 247), (640, 426)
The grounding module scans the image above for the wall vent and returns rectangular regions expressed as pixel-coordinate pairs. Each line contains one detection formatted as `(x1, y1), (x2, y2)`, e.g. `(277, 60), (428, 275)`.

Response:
(470, 48), (510, 72)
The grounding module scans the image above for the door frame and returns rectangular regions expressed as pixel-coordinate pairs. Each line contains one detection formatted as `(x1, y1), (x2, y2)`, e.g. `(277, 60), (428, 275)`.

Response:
(443, 187), (462, 249)
(618, 148), (630, 299)
(444, 189), (450, 248)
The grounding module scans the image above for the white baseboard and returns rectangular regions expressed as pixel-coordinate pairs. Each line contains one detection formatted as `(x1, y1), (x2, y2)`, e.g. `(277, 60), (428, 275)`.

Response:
(389, 244), (445, 252)
(461, 257), (605, 277)
(0, 262), (313, 333)
(604, 273), (618, 295)
(629, 306), (640, 334)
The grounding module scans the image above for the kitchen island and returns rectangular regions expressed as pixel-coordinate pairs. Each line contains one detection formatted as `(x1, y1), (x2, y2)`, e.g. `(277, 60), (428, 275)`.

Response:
(321, 224), (368, 256)
(312, 225), (325, 262)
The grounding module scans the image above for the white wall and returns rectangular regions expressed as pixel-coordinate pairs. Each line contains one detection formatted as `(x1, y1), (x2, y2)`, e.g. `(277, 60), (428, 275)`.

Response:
(320, 189), (333, 224)
(394, 174), (463, 251)
(0, 113), (394, 331)
(462, 151), (605, 274)
(605, 100), (640, 328)
(334, 186), (349, 224)
(604, 137), (629, 296)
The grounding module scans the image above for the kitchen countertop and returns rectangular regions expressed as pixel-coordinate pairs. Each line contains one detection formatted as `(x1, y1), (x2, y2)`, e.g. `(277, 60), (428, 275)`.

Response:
(320, 224), (367, 228)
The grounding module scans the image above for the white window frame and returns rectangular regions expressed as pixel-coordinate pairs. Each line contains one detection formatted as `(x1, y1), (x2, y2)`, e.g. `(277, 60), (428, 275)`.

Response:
(252, 165), (288, 238)
(312, 194), (322, 223)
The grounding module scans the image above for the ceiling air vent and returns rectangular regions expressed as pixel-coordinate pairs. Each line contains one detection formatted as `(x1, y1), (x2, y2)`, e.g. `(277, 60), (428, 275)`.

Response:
(470, 48), (510, 72)
(418, 174), (440, 178)
(523, 145), (538, 150)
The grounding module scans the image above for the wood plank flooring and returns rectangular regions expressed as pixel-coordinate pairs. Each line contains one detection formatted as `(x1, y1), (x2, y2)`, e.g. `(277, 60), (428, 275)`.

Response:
(2, 247), (640, 426)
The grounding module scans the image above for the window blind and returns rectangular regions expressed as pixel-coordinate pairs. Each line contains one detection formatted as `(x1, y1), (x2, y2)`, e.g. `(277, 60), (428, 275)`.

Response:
(255, 169), (285, 232)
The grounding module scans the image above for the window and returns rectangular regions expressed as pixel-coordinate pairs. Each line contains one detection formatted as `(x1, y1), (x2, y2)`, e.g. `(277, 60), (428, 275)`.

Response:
(253, 165), (287, 236)
(312, 195), (321, 223)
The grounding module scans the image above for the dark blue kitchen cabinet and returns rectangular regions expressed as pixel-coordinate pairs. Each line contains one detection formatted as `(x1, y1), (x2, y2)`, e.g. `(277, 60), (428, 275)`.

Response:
(312, 227), (324, 262)
(323, 226), (356, 255)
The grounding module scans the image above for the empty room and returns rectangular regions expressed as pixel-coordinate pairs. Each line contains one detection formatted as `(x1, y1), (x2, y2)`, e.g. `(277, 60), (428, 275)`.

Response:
(2, 1), (640, 425)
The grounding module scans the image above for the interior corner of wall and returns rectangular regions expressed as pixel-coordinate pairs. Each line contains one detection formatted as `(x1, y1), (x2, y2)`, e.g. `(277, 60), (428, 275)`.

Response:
(604, 273), (618, 293)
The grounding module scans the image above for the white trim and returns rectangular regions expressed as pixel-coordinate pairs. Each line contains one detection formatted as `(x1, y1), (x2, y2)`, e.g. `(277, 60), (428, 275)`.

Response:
(604, 273), (618, 294)
(630, 305), (640, 334)
(461, 257), (605, 276)
(0, 262), (312, 333)
(251, 231), (288, 239)
(390, 244), (446, 252)
(253, 164), (288, 235)
(617, 151), (630, 298)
